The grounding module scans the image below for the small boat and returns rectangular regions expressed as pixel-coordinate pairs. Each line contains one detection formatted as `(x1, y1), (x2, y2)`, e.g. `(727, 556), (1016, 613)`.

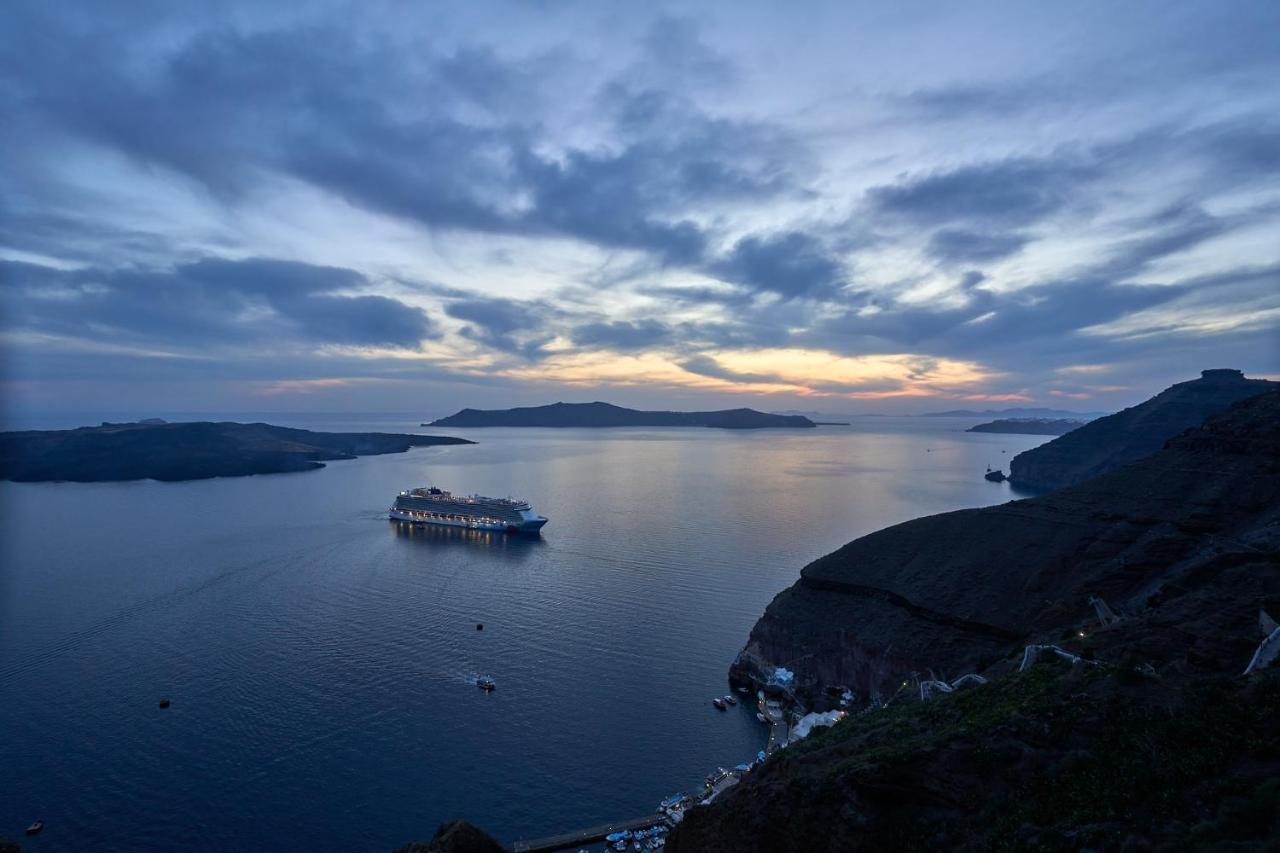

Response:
(722, 694), (738, 706)
(736, 685), (750, 694)
(756, 712), (767, 722)
(476, 676), (496, 691)
(712, 697), (726, 710)
(26, 821), (44, 836)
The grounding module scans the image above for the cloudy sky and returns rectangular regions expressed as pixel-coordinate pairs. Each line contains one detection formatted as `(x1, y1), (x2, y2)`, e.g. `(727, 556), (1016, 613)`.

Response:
(2, 0), (1277, 417)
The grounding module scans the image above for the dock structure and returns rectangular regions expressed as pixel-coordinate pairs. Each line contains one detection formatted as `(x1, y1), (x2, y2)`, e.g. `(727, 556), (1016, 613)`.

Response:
(758, 694), (791, 756)
(702, 772), (740, 804)
(765, 716), (789, 755)
(510, 814), (668, 852)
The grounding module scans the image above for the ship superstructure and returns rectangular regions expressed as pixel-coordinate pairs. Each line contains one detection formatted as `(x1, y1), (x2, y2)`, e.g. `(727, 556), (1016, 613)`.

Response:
(389, 487), (548, 534)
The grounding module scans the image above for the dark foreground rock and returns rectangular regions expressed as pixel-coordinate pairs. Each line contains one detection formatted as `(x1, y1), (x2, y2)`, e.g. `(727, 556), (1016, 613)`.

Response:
(0, 421), (473, 482)
(419, 386), (1280, 851)
(668, 669), (1280, 852)
(429, 401), (815, 429)
(672, 389), (1280, 851)
(732, 389), (1280, 705)
(1008, 368), (1275, 491)
(396, 821), (504, 853)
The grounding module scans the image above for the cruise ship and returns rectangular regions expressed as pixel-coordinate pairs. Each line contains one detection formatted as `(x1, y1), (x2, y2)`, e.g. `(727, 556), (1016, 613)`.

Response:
(389, 487), (548, 534)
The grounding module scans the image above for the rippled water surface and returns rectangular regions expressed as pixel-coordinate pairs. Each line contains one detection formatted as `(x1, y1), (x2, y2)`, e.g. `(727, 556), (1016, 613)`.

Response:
(0, 415), (1048, 850)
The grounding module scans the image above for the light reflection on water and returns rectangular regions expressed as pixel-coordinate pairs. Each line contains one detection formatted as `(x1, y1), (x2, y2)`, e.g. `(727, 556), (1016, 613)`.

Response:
(0, 419), (1049, 851)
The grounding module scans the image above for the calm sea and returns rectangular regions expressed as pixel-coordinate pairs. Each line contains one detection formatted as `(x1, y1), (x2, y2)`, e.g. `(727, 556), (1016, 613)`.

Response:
(0, 414), (1049, 851)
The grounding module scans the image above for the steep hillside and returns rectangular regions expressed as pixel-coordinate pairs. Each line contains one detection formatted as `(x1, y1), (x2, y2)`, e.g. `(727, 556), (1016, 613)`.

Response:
(731, 389), (1280, 705)
(670, 390), (1280, 851)
(1009, 369), (1275, 491)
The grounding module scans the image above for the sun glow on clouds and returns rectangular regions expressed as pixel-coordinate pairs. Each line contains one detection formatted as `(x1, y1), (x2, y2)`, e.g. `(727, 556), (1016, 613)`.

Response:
(499, 347), (998, 400)
(711, 349), (998, 397)
(256, 378), (357, 396)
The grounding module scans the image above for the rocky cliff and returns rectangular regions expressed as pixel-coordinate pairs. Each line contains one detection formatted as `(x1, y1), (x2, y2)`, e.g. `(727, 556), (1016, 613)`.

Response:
(730, 388), (1280, 706)
(1008, 369), (1275, 492)
(670, 389), (1280, 851)
(396, 821), (504, 853)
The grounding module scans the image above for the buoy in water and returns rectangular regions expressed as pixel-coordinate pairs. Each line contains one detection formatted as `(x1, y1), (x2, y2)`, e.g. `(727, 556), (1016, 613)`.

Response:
(159, 698), (171, 709)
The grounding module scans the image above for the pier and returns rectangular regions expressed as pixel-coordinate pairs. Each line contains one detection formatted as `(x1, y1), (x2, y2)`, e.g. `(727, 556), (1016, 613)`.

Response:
(510, 814), (669, 852)
(758, 694), (791, 756)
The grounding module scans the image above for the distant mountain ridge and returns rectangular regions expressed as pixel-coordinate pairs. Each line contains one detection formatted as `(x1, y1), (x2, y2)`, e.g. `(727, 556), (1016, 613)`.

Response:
(0, 421), (473, 482)
(428, 401), (816, 429)
(1009, 369), (1277, 491)
(966, 418), (1086, 436)
(920, 406), (1107, 419)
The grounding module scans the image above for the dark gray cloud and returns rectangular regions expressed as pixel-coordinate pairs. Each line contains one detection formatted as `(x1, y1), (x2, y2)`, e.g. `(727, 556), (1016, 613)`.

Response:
(1, 10), (805, 269)
(644, 283), (756, 308)
(895, 83), (1046, 121)
(868, 157), (1093, 227)
(926, 229), (1030, 264)
(808, 271), (1239, 378)
(571, 319), (670, 351)
(1095, 202), (1227, 281)
(1, 257), (435, 349)
(676, 354), (778, 385)
(639, 17), (736, 89)
(711, 231), (846, 300)
(444, 296), (554, 359)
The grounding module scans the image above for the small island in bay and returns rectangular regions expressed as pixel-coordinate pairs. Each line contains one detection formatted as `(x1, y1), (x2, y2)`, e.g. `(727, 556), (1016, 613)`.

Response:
(966, 417), (1086, 436)
(427, 401), (816, 429)
(0, 421), (473, 483)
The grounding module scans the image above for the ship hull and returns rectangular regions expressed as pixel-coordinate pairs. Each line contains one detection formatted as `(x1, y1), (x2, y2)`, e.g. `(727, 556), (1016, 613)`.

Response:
(389, 508), (547, 535)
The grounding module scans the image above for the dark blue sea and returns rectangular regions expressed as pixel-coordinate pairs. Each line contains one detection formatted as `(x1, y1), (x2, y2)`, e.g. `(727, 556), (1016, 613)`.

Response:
(0, 414), (1050, 851)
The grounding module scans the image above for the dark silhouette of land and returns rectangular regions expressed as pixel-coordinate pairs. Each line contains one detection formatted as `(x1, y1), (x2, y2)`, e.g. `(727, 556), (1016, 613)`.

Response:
(966, 418), (1085, 436)
(428, 401), (816, 429)
(0, 421), (473, 482)
(1009, 369), (1276, 491)
(668, 385), (1280, 851)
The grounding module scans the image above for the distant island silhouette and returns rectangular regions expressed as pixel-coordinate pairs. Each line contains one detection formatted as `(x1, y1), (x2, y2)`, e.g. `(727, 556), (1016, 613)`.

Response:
(966, 418), (1086, 436)
(0, 421), (473, 482)
(427, 401), (816, 429)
